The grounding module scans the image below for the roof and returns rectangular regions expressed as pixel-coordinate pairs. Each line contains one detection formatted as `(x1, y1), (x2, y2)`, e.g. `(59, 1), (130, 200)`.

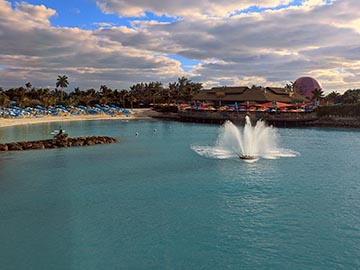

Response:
(193, 86), (308, 103)
(208, 86), (248, 95)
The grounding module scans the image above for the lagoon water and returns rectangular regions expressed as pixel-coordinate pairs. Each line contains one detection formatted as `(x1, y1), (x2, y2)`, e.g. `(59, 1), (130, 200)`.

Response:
(1, 120), (360, 269)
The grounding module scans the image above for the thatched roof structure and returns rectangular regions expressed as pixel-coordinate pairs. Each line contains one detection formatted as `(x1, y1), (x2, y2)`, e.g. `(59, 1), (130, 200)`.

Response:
(193, 86), (307, 104)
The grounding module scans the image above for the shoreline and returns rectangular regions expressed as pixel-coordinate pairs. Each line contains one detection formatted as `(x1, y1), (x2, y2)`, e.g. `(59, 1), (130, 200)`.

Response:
(0, 108), (162, 129)
(2, 108), (360, 129)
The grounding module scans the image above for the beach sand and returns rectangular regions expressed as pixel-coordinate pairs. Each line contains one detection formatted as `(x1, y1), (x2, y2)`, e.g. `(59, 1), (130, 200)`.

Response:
(0, 108), (162, 128)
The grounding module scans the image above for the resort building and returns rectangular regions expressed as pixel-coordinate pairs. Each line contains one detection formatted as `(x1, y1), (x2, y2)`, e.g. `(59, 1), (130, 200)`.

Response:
(192, 86), (308, 106)
(179, 86), (318, 126)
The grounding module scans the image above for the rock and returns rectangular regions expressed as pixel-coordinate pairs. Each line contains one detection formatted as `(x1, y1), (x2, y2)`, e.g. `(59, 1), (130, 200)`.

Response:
(19, 142), (34, 150)
(31, 142), (45, 150)
(71, 139), (84, 146)
(0, 144), (8, 151)
(85, 138), (96, 145)
(55, 139), (69, 148)
(7, 142), (23, 151)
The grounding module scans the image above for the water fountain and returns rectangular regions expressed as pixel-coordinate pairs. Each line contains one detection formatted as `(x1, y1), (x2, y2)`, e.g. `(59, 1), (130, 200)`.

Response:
(192, 116), (297, 162)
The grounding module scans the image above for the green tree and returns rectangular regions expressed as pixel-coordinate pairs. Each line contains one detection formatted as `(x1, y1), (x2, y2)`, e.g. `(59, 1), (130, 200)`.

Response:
(128, 92), (137, 109)
(0, 91), (11, 107)
(56, 75), (69, 104)
(40, 88), (56, 107)
(168, 77), (202, 103)
(98, 85), (113, 104)
(119, 89), (129, 107)
(342, 89), (360, 104)
(130, 83), (146, 106)
(7, 87), (27, 107)
(325, 91), (342, 104)
(150, 81), (163, 105)
(284, 81), (295, 92)
(84, 89), (97, 106)
(56, 75), (69, 89)
(311, 88), (324, 101)
(25, 82), (32, 90)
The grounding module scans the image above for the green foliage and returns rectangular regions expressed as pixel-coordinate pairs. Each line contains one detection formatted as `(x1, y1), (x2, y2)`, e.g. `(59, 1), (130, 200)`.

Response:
(56, 75), (69, 89)
(128, 77), (202, 107)
(317, 104), (360, 117)
(324, 89), (360, 104)
(0, 76), (203, 108)
(311, 88), (324, 101)
(3, 77), (360, 110)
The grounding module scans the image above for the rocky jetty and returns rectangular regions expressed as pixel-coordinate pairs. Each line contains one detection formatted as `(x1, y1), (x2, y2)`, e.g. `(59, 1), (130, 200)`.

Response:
(0, 136), (119, 151)
(305, 116), (360, 128)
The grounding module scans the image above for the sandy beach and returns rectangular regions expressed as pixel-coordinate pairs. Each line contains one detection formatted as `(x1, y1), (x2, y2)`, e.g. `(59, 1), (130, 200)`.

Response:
(0, 108), (161, 129)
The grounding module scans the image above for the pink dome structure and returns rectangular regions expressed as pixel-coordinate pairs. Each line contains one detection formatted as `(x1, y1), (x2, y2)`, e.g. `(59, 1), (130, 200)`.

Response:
(293, 77), (321, 99)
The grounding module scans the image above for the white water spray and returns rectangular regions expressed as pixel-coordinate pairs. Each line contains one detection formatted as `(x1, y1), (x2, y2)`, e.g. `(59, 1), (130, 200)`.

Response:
(191, 116), (297, 161)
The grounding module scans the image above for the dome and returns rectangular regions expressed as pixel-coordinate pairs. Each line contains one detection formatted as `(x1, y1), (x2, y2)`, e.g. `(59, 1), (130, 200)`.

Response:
(294, 77), (321, 99)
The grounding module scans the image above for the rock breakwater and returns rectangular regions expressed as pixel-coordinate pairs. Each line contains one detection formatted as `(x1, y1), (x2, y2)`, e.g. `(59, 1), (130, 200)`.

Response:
(305, 116), (360, 128)
(0, 136), (118, 151)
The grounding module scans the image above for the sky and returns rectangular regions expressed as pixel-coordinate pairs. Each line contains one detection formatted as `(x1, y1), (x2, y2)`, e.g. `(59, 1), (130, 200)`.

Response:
(0, 0), (359, 94)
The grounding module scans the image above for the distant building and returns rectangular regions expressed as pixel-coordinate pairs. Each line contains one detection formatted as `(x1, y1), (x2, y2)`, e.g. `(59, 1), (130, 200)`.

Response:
(293, 77), (322, 100)
(192, 86), (307, 106)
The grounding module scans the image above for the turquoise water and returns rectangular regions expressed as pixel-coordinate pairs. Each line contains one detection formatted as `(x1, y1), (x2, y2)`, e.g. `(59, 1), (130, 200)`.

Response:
(1, 120), (360, 269)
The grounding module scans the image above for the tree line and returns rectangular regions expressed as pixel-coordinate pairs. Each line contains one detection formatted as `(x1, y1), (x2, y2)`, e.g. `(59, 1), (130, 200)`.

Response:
(0, 76), (202, 108)
(1, 75), (360, 109)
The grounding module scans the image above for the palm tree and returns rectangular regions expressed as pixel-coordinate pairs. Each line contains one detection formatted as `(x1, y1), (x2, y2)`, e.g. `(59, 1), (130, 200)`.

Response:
(311, 88), (324, 101)
(0, 91), (11, 107)
(128, 92), (137, 109)
(56, 75), (69, 104)
(168, 77), (202, 103)
(342, 89), (360, 104)
(25, 82), (32, 90)
(284, 81), (295, 92)
(130, 83), (146, 106)
(325, 91), (342, 104)
(83, 88), (97, 106)
(162, 87), (172, 105)
(168, 82), (179, 104)
(56, 75), (69, 89)
(39, 88), (56, 107)
(119, 89), (129, 108)
(151, 81), (163, 105)
(11, 87), (27, 107)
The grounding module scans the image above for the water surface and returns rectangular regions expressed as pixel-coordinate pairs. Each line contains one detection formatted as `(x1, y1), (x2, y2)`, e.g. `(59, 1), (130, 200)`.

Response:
(1, 120), (360, 269)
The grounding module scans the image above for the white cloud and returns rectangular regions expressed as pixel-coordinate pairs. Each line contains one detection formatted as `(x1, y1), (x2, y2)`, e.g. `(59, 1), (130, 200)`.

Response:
(95, 0), (294, 18)
(95, 0), (360, 92)
(0, 0), (186, 90)
(0, 0), (56, 28)
(1, 0), (360, 93)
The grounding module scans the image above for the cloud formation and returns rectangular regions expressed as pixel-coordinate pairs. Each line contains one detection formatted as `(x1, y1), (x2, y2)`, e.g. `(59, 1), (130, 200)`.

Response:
(0, 0), (184, 90)
(96, 0), (294, 18)
(1, 0), (360, 93)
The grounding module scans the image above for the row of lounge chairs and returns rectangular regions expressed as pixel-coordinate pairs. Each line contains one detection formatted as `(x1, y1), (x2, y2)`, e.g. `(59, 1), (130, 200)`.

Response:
(0, 104), (132, 118)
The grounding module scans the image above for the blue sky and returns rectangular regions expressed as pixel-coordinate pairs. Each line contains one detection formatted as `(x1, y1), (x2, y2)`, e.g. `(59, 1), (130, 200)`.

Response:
(9, 0), (178, 29)
(10, 0), (323, 28)
(9, 0), (134, 28)
(1, 0), (359, 93)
